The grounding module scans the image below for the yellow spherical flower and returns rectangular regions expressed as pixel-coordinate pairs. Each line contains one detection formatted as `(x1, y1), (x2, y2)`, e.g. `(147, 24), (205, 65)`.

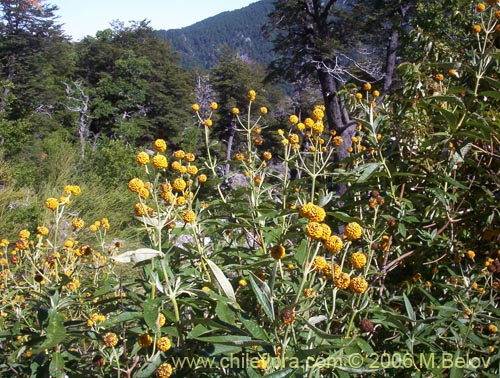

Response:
(171, 161), (182, 172)
(320, 223), (331, 240)
(210, 102), (218, 110)
(172, 178), (187, 192)
(153, 139), (167, 152)
(303, 117), (314, 128)
(16, 239), (29, 250)
(103, 332), (119, 348)
(71, 218), (85, 231)
(288, 133), (299, 144)
(181, 210), (196, 224)
(176, 196), (186, 206)
(305, 222), (324, 240)
(128, 178), (145, 193)
(231, 107), (240, 115)
(465, 250), (476, 259)
(289, 114), (299, 124)
(312, 108), (324, 121)
(259, 106), (268, 115)
(350, 252), (367, 269)
(262, 151), (272, 161)
(197, 174), (207, 183)
(187, 165), (198, 176)
(363, 83), (372, 91)
(472, 24), (481, 33)
(37, 226), (49, 236)
(476, 3), (486, 12)
(191, 104), (200, 112)
(332, 136), (344, 146)
(173, 150), (185, 160)
(435, 73), (444, 81)
(257, 359), (267, 370)
(45, 197), (58, 210)
(248, 89), (256, 101)
(238, 279), (247, 287)
(136, 151), (150, 166)
(350, 276), (368, 293)
(355, 93), (363, 100)
(184, 153), (195, 162)
(64, 185), (81, 196)
(372, 90), (380, 97)
(270, 245), (286, 260)
(325, 235), (343, 253)
(300, 202), (326, 223)
(311, 121), (324, 134)
(344, 222), (362, 240)
(19, 229), (30, 239)
(204, 119), (213, 127)
(334, 272), (351, 289)
(156, 362), (174, 378)
(156, 337), (172, 352)
(139, 187), (150, 199)
(158, 312), (166, 327)
(488, 324), (498, 334)
(134, 203), (151, 216)
(137, 333), (153, 348)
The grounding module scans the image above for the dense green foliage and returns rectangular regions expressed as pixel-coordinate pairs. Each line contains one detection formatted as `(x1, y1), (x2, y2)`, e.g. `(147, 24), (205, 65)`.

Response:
(157, 0), (275, 70)
(0, 0), (500, 378)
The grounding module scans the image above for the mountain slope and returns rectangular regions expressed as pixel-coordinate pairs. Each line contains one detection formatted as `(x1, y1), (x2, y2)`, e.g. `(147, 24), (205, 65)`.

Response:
(156, 0), (274, 70)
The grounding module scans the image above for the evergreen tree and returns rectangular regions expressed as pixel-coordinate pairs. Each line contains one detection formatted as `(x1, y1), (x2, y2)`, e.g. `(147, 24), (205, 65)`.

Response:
(0, 0), (72, 118)
(74, 21), (193, 145)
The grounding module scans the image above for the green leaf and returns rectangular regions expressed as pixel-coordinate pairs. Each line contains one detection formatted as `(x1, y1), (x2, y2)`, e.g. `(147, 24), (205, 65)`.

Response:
(248, 273), (275, 322)
(34, 311), (66, 354)
(49, 352), (65, 378)
(356, 163), (379, 183)
(239, 315), (269, 341)
(101, 311), (142, 327)
(215, 301), (236, 325)
(449, 350), (464, 378)
(205, 258), (236, 302)
(403, 293), (416, 323)
(193, 335), (269, 346)
(143, 298), (161, 331)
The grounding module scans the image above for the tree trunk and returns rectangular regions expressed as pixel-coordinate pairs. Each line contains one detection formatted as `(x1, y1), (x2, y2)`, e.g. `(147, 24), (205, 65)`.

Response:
(317, 61), (357, 197)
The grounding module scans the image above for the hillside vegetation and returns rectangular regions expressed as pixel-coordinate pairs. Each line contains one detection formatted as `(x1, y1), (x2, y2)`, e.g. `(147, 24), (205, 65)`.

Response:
(0, 1), (499, 377)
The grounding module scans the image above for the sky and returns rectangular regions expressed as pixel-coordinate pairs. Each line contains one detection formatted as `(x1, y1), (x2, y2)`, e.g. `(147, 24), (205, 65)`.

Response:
(49, 0), (258, 41)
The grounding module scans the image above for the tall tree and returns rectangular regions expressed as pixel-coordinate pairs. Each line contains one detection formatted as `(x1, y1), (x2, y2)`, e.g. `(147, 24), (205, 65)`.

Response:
(265, 0), (410, 190)
(0, 0), (72, 118)
(74, 21), (193, 145)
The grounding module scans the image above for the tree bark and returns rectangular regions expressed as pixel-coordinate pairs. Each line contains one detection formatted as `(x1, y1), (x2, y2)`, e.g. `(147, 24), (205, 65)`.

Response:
(317, 61), (357, 197)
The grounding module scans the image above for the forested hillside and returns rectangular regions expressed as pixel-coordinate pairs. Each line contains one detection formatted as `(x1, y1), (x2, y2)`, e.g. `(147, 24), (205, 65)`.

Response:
(1, 1), (500, 377)
(157, 0), (275, 69)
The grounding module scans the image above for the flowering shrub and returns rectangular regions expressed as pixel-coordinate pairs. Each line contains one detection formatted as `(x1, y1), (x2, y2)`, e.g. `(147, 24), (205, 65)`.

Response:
(1, 2), (500, 377)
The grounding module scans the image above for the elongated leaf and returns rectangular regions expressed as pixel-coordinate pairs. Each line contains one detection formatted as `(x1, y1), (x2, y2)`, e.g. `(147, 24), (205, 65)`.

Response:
(193, 335), (270, 346)
(206, 258), (236, 302)
(111, 248), (164, 263)
(403, 293), (416, 323)
(49, 352), (65, 378)
(34, 311), (66, 354)
(143, 299), (161, 331)
(356, 163), (379, 183)
(248, 273), (275, 321)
